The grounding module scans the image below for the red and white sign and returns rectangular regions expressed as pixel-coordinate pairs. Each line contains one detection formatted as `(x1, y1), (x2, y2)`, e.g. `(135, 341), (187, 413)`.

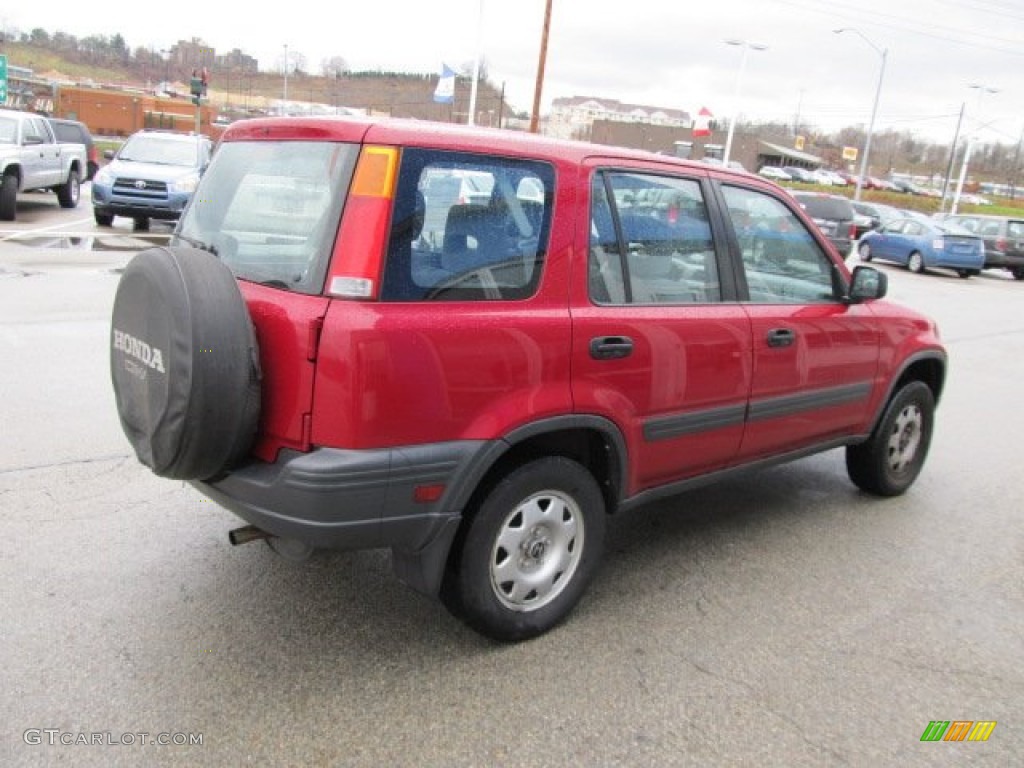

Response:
(692, 107), (713, 138)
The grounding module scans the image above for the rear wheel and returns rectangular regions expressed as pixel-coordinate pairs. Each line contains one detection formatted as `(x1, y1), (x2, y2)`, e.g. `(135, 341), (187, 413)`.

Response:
(0, 173), (17, 221)
(55, 168), (80, 208)
(442, 457), (606, 641)
(858, 242), (873, 261)
(1012, 268), (1024, 281)
(908, 251), (925, 273)
(846, 381), (934, 496)
(956, 269), (971, 279)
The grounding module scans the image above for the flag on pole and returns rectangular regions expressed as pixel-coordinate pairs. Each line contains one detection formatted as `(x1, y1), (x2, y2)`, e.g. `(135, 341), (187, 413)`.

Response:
(692, 107), (714, 137)
(433, 64), (456, 104)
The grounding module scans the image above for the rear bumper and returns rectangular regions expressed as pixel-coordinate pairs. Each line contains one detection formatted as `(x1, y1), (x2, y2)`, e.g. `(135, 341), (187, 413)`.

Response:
(191, 440), (490, 592)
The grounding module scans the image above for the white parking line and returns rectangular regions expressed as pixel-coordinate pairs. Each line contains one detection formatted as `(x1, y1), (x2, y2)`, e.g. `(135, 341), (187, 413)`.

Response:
(0, 218), (95, 242)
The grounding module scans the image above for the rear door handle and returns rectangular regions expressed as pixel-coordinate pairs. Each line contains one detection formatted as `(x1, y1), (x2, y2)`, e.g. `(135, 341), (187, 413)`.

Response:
(590, 336), (634, 360)
(766, 328), (796, 348)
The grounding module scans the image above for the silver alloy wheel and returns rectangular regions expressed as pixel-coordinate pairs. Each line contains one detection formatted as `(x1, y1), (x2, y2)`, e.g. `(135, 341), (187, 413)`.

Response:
(908, 252), (924, 273)
(886, 402), (923, 474)
(858, 242), (872, 261)
(490, 490), (584, 612)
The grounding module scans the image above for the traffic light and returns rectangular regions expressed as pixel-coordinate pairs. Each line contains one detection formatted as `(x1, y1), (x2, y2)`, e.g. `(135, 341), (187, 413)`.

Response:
(189, 68), (209, 102)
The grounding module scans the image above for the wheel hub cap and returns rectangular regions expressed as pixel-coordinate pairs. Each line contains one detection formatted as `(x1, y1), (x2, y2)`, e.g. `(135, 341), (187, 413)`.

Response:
(490, 491), (584, 612)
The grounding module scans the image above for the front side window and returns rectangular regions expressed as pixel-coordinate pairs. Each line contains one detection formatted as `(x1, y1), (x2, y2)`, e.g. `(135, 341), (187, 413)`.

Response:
(175, 140), (358, 294)
(721, 185), (838, 304)
(380, 150), (554, 301)
(588, 171), (720, 304)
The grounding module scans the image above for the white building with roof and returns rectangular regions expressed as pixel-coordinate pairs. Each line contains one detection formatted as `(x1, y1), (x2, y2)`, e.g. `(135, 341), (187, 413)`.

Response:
(548, 96), (691, 140)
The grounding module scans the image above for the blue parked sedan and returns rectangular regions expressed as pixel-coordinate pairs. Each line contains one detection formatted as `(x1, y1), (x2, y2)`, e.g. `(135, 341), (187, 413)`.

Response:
(856, 217), (985, 277)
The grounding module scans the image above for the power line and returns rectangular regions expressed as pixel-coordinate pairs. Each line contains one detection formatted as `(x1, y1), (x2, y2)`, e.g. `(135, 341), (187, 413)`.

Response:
(767, 0), (1024, 55)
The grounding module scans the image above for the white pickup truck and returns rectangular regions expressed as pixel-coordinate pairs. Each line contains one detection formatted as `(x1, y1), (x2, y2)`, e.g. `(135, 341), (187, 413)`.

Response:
(0, 109), (87, 221)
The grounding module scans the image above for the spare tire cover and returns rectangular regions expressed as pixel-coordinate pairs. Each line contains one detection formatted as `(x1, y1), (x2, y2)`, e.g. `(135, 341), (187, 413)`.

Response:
(110, 246), (261, 480)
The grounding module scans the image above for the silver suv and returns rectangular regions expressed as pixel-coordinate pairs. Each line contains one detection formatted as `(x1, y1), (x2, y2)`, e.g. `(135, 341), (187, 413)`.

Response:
(91, 130), (212, 230)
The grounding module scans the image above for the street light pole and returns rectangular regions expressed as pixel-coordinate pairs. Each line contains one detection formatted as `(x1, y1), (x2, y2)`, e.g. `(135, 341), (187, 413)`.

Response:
(722, 39), (767, 165)
(468, 0), (484, 126)
(834, 28), (887, 202)
(951, 83), (999, 214)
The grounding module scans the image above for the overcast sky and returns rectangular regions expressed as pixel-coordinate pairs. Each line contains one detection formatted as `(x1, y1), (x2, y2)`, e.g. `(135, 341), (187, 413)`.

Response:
(4, 0), (1022, 145)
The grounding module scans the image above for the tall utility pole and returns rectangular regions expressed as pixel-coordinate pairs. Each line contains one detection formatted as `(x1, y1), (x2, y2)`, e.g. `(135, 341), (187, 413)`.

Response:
(529, 0), (553, 134)
(939, 102), (965, 213)
(283, 44), (289, 115)
(952, 83), (999, 214)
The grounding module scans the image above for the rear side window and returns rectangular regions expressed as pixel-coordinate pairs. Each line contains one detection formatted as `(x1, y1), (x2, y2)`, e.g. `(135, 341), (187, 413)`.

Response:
(588, 171), (720, 304)
(380, 150), (554, 301)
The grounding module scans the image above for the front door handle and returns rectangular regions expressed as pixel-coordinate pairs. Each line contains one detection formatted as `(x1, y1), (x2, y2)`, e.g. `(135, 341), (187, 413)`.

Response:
(590, 336), (634, 360)
(766, 328), (796, 348)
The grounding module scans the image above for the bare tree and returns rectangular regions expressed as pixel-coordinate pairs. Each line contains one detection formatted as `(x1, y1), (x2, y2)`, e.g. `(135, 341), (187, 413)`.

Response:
(321, 56), (349, 78)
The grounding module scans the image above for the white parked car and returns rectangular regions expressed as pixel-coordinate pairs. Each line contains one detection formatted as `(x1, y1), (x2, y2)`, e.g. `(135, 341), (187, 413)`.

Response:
(758, 165), (792, 181)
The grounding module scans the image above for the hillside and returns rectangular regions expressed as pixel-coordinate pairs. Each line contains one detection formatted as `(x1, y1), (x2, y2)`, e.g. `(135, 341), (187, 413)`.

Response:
(3, 41), (518, 125)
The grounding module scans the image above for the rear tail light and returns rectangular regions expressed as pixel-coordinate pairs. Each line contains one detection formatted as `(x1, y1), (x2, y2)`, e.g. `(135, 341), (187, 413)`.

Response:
(848, 222), (857, 239)
(326, 145), (400, 299)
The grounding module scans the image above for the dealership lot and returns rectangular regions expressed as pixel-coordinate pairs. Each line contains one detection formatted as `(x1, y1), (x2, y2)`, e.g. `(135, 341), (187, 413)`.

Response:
(1, 206), (1021, 766)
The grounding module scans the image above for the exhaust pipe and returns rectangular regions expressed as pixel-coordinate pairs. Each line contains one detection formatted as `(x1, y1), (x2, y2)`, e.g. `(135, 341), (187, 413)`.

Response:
(228, 525), (271, 546)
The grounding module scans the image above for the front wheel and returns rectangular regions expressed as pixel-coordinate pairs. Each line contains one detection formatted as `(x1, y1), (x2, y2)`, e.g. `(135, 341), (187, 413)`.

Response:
(94, 209), (114, 227)
(908, 251), (925, 273)
(956, 269), (971, 279)
(846, 381), (935, 496)
(1012, 268), (1024, 281)
(858, 242), (873, 261)
(442, 457), (606, 641)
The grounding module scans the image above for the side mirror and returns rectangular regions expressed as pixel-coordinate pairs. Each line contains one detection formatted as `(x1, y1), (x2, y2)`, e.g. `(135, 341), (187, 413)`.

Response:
(847, 265), (887, 303)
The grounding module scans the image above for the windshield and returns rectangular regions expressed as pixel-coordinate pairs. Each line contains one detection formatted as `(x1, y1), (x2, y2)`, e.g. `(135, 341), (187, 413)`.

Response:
(174, 140), (358, 294)
(119, 134), (201, 166)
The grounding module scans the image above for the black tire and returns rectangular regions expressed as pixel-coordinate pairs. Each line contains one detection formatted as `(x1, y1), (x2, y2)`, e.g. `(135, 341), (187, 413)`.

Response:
(110, 246), (261, 480)
(956, 269), (971, 279)
(55, 168), (80, 208)
(442, 457), (606, 641)
(858, 242), (872, 261)
(133, 216), (150, 232)
(94, 209), (114, 227)
(846, 381), (934, 496)
(1012, 268), (1024, 281)
(0, 173), (17, 221)
(908, 251), (925, 274)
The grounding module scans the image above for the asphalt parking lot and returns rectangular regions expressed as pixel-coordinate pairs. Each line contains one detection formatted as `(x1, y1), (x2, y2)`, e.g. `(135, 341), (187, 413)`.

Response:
(1, 203), (1021, 766)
